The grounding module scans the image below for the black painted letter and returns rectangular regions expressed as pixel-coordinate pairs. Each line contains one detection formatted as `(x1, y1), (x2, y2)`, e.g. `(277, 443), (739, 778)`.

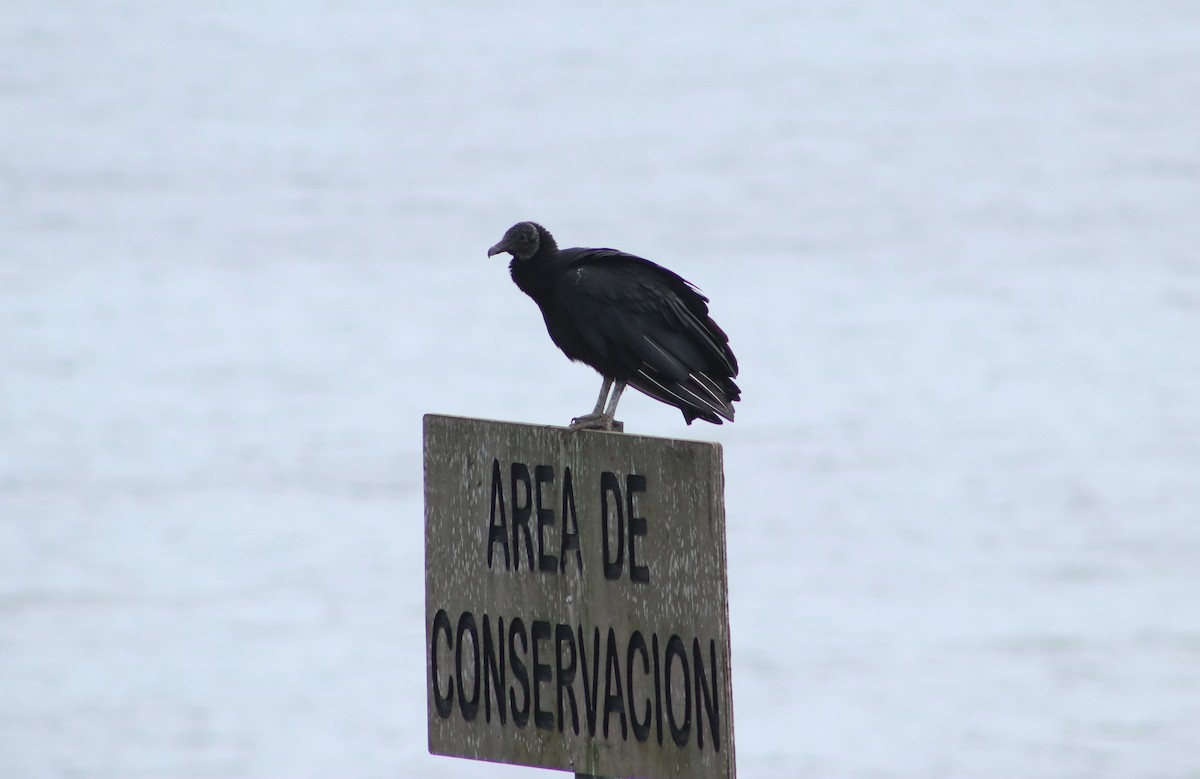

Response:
(487, 460), (509, 570)
(535, 465), (558, 574)
(481, 614), (506, 724)
(560, 466), (583, 575)
(602, 627), (628, 740)
(577, 625), (601, 736)
(531, 620), (554, 730)
(600, 471), (624, 580)
(626, 473), (649, 584)
(555, 623), (579, 734)
(694, 637), (720, 752)
(508, 618), (530, 727)
(455, 612), (481, 722)
(510, 463), (534, 570)
(431, 609), (454, 719)
(627, 630), (652, 742)
(665, 635), (692, 747)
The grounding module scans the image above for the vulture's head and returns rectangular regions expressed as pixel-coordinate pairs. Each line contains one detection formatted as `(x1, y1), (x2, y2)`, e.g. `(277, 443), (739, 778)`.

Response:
(487, 221), (548, 261)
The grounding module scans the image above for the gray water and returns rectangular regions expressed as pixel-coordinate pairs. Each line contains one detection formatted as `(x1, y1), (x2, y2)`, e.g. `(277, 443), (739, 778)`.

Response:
(3, 2), (1199, 777)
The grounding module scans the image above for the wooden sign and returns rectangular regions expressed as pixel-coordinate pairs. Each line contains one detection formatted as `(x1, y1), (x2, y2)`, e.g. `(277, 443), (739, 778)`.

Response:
(424, 414), (736, 779)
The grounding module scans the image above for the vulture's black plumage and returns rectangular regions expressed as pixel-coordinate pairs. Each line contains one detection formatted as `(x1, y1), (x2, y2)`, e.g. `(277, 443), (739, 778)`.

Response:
(488, 221), (740, 430)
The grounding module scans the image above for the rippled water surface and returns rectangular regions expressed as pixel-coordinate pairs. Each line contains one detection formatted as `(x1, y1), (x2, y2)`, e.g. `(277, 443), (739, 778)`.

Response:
(3, 2), (1199, 777)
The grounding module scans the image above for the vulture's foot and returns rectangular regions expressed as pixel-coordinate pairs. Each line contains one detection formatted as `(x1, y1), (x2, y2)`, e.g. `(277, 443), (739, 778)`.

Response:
(569, 414), (624, 433)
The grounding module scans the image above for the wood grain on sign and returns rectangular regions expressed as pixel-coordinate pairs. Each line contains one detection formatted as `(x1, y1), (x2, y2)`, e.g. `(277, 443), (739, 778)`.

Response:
(424, 414), (735, 779)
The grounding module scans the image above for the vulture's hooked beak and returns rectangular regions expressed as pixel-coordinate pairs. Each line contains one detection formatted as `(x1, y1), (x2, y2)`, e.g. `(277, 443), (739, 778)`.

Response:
(487, 241), (508, 257)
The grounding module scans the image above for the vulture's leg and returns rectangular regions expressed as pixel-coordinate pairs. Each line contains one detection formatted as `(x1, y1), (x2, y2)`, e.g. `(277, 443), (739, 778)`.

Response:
(603, 380), (626, 418)
(590, 377), (613, 417)
(570, 377), (624, 431)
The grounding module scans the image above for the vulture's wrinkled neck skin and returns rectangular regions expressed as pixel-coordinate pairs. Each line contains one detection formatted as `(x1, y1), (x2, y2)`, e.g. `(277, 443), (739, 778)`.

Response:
(504, 223), (559, 302)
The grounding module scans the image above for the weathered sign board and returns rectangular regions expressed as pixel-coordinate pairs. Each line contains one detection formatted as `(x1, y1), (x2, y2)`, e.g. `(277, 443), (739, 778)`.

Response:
(424, 414), (736, 779)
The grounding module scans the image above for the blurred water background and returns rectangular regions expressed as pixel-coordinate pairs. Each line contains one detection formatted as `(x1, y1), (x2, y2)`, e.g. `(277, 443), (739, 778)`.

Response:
(2, 2), (1199, 777)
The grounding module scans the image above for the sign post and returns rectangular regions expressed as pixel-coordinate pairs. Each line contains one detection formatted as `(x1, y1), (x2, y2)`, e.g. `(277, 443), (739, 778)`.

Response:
(424, 414), (736, 779)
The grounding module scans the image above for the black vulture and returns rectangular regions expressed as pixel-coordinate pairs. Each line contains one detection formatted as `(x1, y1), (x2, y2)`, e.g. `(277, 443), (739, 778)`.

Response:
(487, 222), (740, 430)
